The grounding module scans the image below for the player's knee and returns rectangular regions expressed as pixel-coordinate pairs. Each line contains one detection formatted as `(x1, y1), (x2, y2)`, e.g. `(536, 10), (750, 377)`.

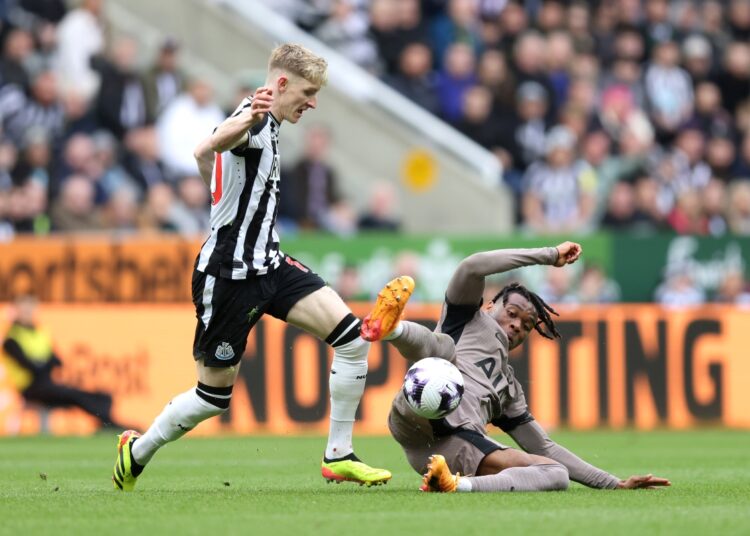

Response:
(542, 463), (569, 491)
(194, 382), (233, 415)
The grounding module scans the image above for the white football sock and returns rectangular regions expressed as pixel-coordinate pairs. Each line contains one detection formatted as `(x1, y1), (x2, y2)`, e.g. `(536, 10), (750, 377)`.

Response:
(325, 336), (369, 460)
(131, 388), (226, 466)
(464, 463), (569, 492)
(383, 321), (404, 340)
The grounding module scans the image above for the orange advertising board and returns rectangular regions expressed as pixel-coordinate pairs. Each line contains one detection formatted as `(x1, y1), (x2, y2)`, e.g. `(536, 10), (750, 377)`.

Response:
(1, 304), (748, 435)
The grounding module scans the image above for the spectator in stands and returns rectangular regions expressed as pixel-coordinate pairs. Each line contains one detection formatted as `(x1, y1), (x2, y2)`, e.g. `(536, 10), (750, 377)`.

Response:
(716, 42), (750, 115)
(601, 181), (651, 232)
(506, 80), (549, 173)
(476, 48), (516, 113)
(430, 0), (483, 67)
(122, 126), (170, 195)
(436, 42), (477, 123)
(2, 293), (126, 430)
(176, 175), (211, 235)
(667, 189), (707, 235)
(0, 28), (34, 89)
(576, 264), (621, 304)
(455, 85), (499, 150)
(91, 130), (138, 201)
(279, 124), (342, 231)
(0, 70), (64, 146)
(315, 0), (378, 72)
(50, 174), (101, 232)
(714, 270), (750, 305)
(734, 133), (750, 179)
(681, 34), (715, 86)
(91, 38), (148, 138)
(156, 78), (224, 177)
(655, 267), (705, 307)
(102, 187), (139, 232)
(54, 0), (105, 100)
(644, 40), (694, 141)
(139, 182), (180, 233)
(691, 81), (734, 142)
(384, 42), (440, 115)
(12, 127), (52, 188)
(544, 30), (574, 108)
(522, 126), (596, 234)
(5, 179), (48, 235)
(0, 186), (13, 240)
(358, 180), (401, 232)
(369, 0), (401, 74)
(538, 265), (577, 305)
(727, 181), (750, 235)
(333, 263), (368, 302)
(143, 38), (185, 121)
(706, 135), (737, 182)
(512, 31), (554, 115)
(703, 178), (729, 236)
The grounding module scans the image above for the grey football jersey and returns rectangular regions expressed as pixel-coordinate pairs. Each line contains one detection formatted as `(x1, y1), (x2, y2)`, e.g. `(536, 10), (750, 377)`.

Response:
(390, 247), (557, 439)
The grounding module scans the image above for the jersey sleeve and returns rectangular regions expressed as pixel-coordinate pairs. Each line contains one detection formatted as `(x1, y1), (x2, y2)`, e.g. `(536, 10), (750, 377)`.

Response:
(227, 97), (265, 155)
(436, 296), (481, 344)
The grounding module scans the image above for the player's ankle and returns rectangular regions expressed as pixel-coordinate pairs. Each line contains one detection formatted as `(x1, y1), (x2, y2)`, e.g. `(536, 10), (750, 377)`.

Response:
(456, 477), (472, 492)
(384, 322), (404, 340)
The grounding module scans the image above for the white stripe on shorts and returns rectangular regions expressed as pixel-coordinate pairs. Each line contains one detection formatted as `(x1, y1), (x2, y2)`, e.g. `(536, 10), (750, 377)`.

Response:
(201, 274), (216, 329)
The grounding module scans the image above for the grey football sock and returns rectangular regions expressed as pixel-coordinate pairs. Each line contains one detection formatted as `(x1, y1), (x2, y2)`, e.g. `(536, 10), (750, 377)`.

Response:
(390, 321), (456, 362)
(464, 463), (569, 492)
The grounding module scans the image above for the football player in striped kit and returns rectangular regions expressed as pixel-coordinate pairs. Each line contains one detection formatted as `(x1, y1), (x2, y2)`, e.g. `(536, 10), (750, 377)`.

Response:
(113, 44), (399, 490)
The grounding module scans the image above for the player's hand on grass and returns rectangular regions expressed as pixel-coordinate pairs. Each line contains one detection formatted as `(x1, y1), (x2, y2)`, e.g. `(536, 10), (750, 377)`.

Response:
(554, 241), (582, 267)
(617, 474), (671, 489)
(249, 87), (273, 124)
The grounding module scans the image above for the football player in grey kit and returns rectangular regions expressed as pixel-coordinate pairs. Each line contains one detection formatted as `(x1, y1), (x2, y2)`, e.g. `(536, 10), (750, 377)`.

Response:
(361, 242), (671, 493)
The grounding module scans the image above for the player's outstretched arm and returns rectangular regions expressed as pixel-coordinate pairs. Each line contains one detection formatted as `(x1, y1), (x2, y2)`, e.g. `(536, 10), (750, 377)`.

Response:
(193, 136), (215, 187)
(445, 242), (582, 305)
(507, 419), (620, 488)
(506, 420), (670, 490)
(210, 87), (273, 153)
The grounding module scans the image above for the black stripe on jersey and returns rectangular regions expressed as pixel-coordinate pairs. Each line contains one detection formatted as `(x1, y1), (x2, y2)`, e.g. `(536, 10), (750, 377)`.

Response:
(491, 411), (535, 433)
(244, 121), (279, 270)
(243, 171), (275, 271)
(440, 298), (482, 344)
(262, 121), (280, 267)
(231, 98), (252, 117)
(206, 149), (264, 278)
(231, 114), (269, 157)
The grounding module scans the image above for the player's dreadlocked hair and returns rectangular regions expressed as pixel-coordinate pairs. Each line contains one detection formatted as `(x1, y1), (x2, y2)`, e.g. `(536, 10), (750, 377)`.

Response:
(490, 282), (561, 339)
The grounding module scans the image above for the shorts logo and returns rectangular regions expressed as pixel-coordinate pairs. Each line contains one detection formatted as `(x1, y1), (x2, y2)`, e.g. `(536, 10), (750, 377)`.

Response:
(215, 342), (235, 361)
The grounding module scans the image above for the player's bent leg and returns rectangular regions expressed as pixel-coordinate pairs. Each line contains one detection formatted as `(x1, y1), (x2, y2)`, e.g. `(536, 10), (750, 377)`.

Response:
(360, 276), (415, 341)
(476, 447), (556, 475)
(286, 287), (391, 486)
(113, 360), (239, 491)
(385, 321), (456, 363)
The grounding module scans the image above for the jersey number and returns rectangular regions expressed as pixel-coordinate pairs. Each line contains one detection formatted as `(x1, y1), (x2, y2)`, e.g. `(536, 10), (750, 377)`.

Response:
(474, 357), (505, 389)
(211, 152), (223, 205)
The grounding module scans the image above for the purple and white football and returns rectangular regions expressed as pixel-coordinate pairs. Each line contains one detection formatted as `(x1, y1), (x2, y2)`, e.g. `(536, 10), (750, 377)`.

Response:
(402, 357), (464, 419)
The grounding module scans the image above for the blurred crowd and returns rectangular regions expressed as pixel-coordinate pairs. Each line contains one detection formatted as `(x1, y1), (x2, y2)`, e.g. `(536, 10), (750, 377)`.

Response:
(274, 0), (750, 236)
(0, 0), (221, 239)
(0, 0), (404, 240)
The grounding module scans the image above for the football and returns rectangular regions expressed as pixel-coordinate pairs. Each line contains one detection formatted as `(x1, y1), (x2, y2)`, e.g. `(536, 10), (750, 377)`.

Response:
(402, 357), (465, 419)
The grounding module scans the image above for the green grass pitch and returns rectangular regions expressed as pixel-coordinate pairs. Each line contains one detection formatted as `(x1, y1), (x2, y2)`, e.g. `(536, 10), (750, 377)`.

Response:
(1, 430), (749, 536)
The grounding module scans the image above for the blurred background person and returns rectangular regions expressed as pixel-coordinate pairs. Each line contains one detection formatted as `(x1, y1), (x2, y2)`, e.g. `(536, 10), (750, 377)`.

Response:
(1, 294), (126, 429)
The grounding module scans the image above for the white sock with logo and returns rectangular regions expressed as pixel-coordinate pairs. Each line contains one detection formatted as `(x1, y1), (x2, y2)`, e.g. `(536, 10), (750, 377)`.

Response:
(325, 336), (369, 460)
(131, 386), (227, 466)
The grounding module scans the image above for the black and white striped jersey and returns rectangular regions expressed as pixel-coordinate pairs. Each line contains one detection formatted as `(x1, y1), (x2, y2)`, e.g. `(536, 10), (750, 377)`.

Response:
(195, 97), (283, 278)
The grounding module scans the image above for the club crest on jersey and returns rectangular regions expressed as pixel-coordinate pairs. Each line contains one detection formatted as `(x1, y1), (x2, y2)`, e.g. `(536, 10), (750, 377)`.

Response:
(215, 342), (235, 361)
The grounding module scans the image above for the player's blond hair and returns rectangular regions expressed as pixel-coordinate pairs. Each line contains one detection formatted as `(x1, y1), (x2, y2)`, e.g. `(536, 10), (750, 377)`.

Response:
(269, 44), (328, 87)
